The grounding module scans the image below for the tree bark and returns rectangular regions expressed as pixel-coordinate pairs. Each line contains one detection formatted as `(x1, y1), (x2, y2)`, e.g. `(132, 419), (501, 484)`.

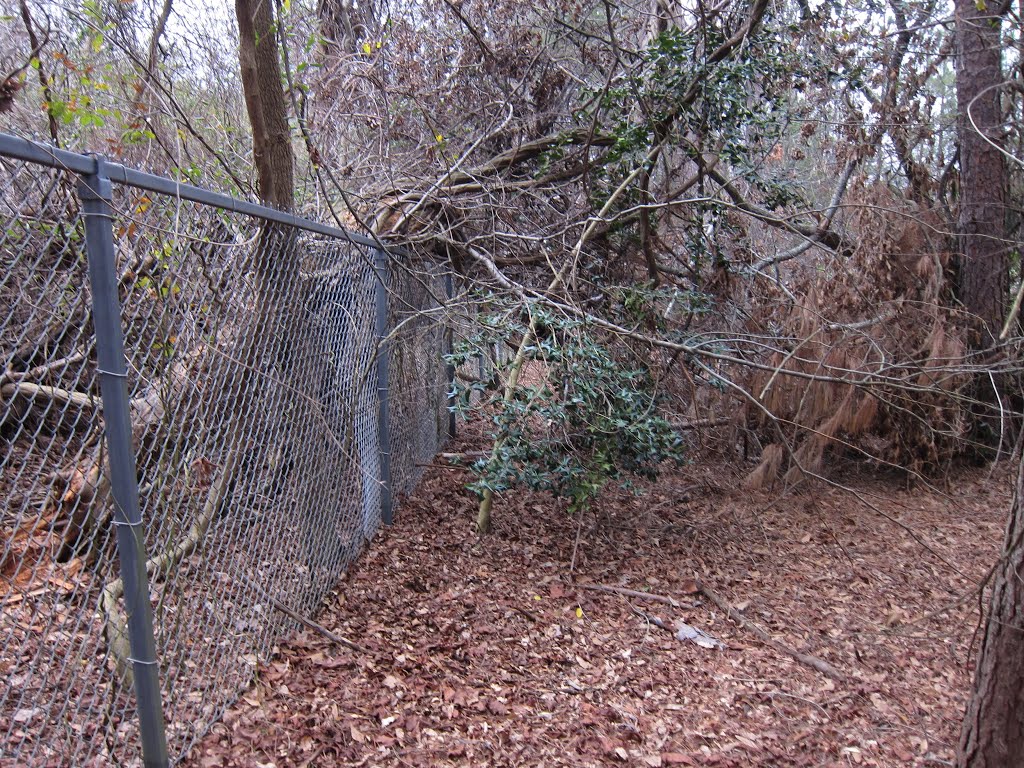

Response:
(234, 0), (297, 309)
(233, 0), (303, 542)
(954, 0), (1008, 340)
(958, 447), (1024, 767)
(236, 0), (293, 212)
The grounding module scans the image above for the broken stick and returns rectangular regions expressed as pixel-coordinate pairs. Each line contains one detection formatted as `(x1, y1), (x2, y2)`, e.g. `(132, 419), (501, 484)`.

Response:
(579, 582), (684, 608)
(697, 579), (845, 682)
(268, 596), (367, 655)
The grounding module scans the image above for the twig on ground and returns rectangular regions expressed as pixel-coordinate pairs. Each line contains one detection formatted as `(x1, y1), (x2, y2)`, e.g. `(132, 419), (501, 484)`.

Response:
(899, 571), (994, 630)
(268, 596), (367, 654)
(822, 521), (860, 573)
(760, 689), (830, 718)
(440, 451), (487, 460)
(629, 606), (674, 633)
(579, 582), (685, 608)
(569, 504), (586, 574)
(416, 452), (488, 468)
(510, 605), (540, 623)
(298, 744), (328, 768)
(696, 578), (846, 682)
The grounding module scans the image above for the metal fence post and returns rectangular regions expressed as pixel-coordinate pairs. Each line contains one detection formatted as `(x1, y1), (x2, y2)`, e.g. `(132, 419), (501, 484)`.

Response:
(374, 249), (395, 525)
(78, 159), (169, 768)
(444, 271), (457, 441)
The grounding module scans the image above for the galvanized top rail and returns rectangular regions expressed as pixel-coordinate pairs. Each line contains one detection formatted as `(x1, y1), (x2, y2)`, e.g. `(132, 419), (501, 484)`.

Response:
(0, 132), (385, 250)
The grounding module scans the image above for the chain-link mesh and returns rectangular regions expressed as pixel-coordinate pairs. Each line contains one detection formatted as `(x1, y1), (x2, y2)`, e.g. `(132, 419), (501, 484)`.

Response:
(446, 286), (516, 410)
(385, 263), (451, 497)
(0, 159), (132, 768)
(1, 146), (454, 765)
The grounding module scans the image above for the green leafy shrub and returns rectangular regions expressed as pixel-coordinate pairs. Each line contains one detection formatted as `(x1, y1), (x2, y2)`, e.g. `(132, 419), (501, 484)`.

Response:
(448, 302), (684, 512)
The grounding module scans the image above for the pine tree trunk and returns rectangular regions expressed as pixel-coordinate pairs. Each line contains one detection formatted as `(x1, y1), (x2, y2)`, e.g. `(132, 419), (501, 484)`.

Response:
(957, 450), (1024, 767)
(954, 0), (1008, 340)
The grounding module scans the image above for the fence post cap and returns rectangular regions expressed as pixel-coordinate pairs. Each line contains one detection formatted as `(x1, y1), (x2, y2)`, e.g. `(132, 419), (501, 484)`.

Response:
(76, 156), (113, 201)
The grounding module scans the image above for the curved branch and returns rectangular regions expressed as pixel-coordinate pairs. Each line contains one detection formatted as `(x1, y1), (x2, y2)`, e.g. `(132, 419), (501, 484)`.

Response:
(749, 158), (858, 272)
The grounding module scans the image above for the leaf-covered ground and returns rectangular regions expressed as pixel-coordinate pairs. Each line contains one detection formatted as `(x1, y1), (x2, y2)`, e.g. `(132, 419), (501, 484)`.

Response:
(185, 437), (1009, 768)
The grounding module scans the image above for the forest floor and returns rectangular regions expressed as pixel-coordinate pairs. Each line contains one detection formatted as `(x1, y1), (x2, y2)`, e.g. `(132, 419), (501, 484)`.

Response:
(185, 430), (1010, 768)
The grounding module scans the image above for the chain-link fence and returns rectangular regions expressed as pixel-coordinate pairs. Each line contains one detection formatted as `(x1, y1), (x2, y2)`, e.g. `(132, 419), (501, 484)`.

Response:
(0, 135), (455, 766)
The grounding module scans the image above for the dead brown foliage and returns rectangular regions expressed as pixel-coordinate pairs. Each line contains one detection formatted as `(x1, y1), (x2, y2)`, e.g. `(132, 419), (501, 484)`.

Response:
(739, 187), (971, 488)
(182, 433), (1009, 767)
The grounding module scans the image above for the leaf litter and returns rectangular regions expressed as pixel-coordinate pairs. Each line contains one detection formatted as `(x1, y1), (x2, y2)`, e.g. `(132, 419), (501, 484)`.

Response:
(184, 430), (1009, 767)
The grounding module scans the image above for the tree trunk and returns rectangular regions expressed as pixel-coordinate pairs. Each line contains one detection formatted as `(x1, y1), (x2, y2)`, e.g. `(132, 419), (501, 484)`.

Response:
(236, 0), (293, 212)
(957, 448), (1024, 767)
(233, 0), (304, 546)
(234, 0), (296, 315)
(954, 0), (1008, 340)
